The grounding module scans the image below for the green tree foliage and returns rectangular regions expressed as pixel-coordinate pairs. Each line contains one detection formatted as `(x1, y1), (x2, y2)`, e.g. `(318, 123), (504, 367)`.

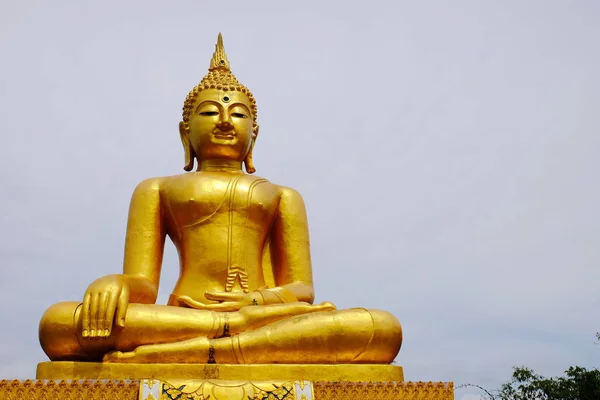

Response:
(458, 367), (600, 400)
(458, 334), (600, 399)
(496, 366), (600, 400)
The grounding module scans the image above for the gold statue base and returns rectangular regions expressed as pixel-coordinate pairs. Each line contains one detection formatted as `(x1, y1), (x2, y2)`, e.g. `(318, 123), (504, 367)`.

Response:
(1, 378), (454, 400)
(21, 362), (455, 398)
(36, 361), (404, 381)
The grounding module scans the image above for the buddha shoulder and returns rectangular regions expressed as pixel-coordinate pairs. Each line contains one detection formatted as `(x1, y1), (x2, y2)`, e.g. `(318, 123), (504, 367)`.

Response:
(274, 185), (308, 214)
(129, 176), (163, 199)
(128, 175), (306, 208)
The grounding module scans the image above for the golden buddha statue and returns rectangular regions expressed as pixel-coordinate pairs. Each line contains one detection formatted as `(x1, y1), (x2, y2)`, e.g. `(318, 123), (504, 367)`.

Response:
(38, 34), (402, 366)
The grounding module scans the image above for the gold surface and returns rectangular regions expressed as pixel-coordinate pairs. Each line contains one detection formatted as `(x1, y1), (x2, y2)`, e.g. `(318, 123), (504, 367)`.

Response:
(0, 379), (453, 400)
(312, 381), (455, 400)
(160, 379), (297, 400)
(37, 33), (402, 366)
(36, 362), (404, 382)
(0, 379), (139, 400)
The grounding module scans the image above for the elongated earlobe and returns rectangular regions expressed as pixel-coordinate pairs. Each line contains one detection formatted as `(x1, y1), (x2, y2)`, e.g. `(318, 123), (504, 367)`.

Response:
(244, 149), (256, 174)
(179, 122), (196, 171)
(244, 126), (259, 174)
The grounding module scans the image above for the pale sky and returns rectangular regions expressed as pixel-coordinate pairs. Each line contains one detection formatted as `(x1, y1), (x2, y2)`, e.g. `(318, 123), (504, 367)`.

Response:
(1, 1), (599, 399)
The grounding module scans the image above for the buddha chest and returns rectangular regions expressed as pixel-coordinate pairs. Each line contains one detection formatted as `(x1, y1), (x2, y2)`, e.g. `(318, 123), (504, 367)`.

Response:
(161, 173), (280, 237)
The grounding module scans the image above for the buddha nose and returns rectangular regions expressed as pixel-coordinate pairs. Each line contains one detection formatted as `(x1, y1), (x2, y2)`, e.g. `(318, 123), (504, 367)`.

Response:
(216, 115), (234, 131)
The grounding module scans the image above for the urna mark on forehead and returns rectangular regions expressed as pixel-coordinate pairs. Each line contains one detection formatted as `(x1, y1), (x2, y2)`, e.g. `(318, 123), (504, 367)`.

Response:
(193, 89), (254, 117)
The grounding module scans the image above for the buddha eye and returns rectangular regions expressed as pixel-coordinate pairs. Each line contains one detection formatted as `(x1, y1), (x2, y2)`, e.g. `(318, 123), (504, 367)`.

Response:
(199, 111), (219, 116)
(231, 113), (248, 119)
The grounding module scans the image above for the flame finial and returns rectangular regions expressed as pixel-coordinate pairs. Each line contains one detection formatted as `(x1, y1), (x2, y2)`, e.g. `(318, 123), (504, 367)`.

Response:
(209, 33), (231, 71)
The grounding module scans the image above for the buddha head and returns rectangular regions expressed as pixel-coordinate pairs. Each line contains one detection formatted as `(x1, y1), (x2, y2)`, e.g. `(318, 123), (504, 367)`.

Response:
(179, 33), (259, 173)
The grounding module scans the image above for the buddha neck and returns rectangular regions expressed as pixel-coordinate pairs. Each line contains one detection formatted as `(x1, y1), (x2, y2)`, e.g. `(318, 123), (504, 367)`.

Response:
(198, 159), (244, 173)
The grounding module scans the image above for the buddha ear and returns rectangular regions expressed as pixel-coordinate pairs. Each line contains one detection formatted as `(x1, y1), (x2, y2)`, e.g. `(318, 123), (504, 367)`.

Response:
(244, 125), (259, 174)
(179, 121), (196, 171)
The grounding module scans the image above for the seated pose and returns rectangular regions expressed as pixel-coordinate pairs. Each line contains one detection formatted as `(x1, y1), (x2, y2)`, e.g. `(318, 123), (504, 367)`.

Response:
(39, 34), (402, 365)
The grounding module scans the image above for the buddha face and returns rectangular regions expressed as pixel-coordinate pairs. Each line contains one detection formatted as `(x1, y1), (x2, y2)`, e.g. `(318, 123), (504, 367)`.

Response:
(180, 89), (255, 167)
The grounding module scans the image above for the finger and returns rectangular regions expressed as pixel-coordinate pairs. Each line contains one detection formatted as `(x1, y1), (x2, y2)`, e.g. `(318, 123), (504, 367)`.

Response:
(104, 292), (118, 337)
(204, 291), (243, 302)
(178, 296), (211, 310)
(89, 292), (100, 337)
(82, 293), (92, 338)
(116, 284), (130, 328)
(178, 296), (244, 311)
(97, 292), (109, 337)
(211, 302), (243, 312)
(197, 301), (242, 312)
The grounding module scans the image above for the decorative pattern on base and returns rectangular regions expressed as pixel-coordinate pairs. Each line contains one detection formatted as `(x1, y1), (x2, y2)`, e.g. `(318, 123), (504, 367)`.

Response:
(160, 379), (296, 399)
(0, 379), (139, 399)
(0, 379), (453, 400)
(313, 381), (454, 399)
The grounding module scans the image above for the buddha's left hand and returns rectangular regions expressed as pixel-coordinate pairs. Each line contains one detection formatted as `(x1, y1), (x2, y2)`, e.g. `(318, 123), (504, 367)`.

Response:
(177, 291), (257, 311)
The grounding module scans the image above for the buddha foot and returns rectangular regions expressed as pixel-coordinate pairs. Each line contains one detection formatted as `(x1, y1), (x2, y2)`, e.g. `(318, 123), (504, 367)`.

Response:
(103, 337), (211, 364)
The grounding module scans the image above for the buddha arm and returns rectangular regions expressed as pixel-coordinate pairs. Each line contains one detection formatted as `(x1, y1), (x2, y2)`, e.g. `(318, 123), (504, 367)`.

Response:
(121, 177), (166, 304)
(265, 186), (315, 304)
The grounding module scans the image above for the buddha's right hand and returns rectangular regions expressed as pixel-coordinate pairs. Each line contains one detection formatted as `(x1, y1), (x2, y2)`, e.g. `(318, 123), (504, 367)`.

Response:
(81, 274), (130, 339)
